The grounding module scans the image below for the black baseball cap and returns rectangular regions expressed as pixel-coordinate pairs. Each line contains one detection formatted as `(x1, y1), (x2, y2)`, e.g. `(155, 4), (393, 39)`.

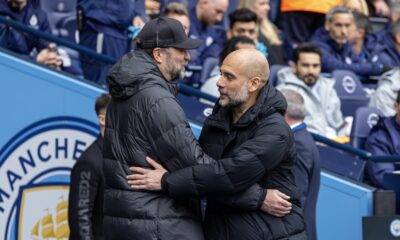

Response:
(137, 17), (201, 50)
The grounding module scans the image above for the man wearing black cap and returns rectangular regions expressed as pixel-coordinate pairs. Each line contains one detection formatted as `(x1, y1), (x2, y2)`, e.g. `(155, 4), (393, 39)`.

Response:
(103, 17), (294, 240)
(102, 16), (207, 240)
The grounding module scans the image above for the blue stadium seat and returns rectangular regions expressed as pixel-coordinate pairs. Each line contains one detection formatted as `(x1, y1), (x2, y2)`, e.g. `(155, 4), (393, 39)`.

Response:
(199, 57), (218, 85)
(40, 0), (76, 35)
(318, 145), (366, 181)
(269, 64), (287, 86)
(56, 15), (77, 43)
(332, 69), (369, 117)
(350, 106), (383, 149)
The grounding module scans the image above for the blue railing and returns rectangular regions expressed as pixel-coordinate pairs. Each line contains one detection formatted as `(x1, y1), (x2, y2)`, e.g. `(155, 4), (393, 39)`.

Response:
(0, 15), (218, 103)
(311, 133), (400, 163)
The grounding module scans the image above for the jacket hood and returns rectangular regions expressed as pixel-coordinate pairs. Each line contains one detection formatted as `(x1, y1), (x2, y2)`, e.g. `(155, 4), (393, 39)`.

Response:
(206, 84), (287, 129)
(107, 50), (178, 100)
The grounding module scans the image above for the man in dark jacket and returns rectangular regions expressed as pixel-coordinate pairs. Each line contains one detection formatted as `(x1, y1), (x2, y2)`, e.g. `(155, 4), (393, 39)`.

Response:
(68, 93), (111, 240)
(129, 49), (307, 240)
(281, 89), (321, 240)
(103, 17), (288, 240)
(310, 6), (384, 77)
(364, 91), (400, 188)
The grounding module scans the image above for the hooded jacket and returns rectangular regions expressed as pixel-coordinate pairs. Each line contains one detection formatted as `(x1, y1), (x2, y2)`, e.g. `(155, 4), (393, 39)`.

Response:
(276, 67), (345, 136)
(162, 85), (306, 240)
(103, 50), (207, 240)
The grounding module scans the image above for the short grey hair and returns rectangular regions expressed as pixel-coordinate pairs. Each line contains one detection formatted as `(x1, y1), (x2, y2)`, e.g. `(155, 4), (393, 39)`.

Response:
(281, 89), (306, 120)
(326, 6), (353, 22)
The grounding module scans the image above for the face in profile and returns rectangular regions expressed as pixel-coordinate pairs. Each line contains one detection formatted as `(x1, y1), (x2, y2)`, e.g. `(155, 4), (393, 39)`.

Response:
(200, 0), (228, 26)
(293, 52), (321, 86)
(163, 48), (190, 80)
(325, 13), (353, 45)
(166, 14), (190, 36)
(250, 0), (270, 21)
(217, 55), (250, 108)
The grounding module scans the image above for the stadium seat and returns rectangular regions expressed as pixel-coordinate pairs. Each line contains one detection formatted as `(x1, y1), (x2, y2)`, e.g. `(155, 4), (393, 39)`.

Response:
(350, 106), (383, 149)
(56, 15), (77, 43)
(269, 64), (287, 86)
(318, 145), (366, 181)
(39, 0), (76, 35)
(199, 57), (218, 85)
(332, 69), (369, 117)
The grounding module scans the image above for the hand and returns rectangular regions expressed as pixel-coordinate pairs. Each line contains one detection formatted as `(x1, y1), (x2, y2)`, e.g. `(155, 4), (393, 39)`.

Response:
(36, 46), (62, 70)
(132, 16), (144, 28)
(374, 0), (390, 17)
(127, 156), (167, 191)
(261, 189), (292, 217)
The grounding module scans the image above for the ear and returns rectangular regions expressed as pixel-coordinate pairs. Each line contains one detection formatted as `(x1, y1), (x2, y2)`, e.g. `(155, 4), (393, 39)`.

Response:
(227, 30), (232, 40)
(98, 114), (106, 127)
(152, 48), (163, 64)
(248, 76), (261, 92)
(291, 62), (297, 74)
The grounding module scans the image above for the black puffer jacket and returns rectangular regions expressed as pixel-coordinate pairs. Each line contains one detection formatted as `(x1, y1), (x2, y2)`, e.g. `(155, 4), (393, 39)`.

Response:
(163, 85), (306, 240)
(103, 50), (209, 240)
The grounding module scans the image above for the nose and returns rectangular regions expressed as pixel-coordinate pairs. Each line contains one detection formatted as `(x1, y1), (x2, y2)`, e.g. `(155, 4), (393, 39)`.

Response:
(216, 75), (224, 88)
(184, 50), (190, 61)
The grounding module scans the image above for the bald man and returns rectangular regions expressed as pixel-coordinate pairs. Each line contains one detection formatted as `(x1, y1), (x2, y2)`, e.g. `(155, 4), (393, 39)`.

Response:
(128, 49), (306, 240)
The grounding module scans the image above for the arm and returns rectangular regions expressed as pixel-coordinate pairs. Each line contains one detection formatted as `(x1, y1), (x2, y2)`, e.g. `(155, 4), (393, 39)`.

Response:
(325, 88), (345, 131)
(68, 162), (99, 240)
(364, 127), (396, 187)
(162, 122), (292, 197)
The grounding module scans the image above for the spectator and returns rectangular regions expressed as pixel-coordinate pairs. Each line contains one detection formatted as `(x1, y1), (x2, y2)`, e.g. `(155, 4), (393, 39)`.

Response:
(369, 67), (400, 116)
(371, 1), (400, 44)
(68, 93), (111, 240)
(349, 11), (381, 64)
(0, 0), (65, 71)
(374, 20), (400, 68)
(364, 90), (400, 188)
(77, 0), (145, 85)
(201, 36), (256, 99)
(281, 89), (321, 240)
(128, 48), (307, 240)
(310, 6), (384, 77)
(280, 0), (342, 46)
(367, 0), (390, 17)
(277, 43), (346, 137)
(227, 8), (285, 64)
(162, 2), (190, 35)
(185, 0), (229, 87)
(237, 0), (286, 63)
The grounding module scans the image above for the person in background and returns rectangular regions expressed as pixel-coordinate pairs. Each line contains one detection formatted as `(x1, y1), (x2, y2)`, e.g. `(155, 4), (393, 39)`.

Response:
(276, 43), (346, 137)
(227, 8), (285, 65)
(369, 67), (400, 116)
(310, 6), (385, 78)
(281, 89), (321, 240)
(364, 91), (400, 188)
(68, 93), (111, 240)
(374, 20), (400, 68)
(184, 0), (229, 87)
(77, 0), (146, 85)
(162, 2), (190, 35)
(0, 0), (69, 72)
(237, 0), (286, 64)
